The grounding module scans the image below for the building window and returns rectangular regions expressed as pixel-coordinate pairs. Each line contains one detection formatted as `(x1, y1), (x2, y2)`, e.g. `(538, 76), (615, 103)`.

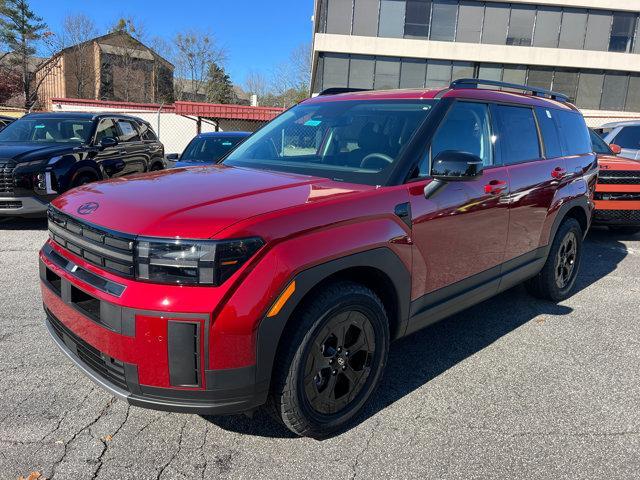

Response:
(478, 63), (502, 82)
(451, 61), (474, 81)
(503, 65), (527, 85)
(533, 6), (561, 48)
(404, 0), (431, 39)
(507, 5), (535, 46)
(374, 57), (401, 89)
(322, 53), (350, 89)
(583, 10), (612, 52)
(609, 12), (637, 53)
(456, 0), (483, 43)
(600, 72), (629, 111)
(552, 69), (579, 103)
(558, 8), (588, 50)
(430, 0), (457, 42)
(400, 58), (427, 88)
(576, 71), (604, 110)
(326, 0), (353, 35)
(349, 55), (375, 89)
(425, 60), (452, 88)
(528, 66), (554, 90)
(482, 2), (509, 45)
(314, 55), (325, 92)
(379, 0), (406, 38)
(353, 0), (380, 36)
(626, 75), (640, 112)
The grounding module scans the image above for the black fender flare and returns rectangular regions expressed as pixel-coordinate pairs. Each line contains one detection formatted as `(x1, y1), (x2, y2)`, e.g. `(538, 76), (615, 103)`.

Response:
(254, 247), (411, 388)
(548, 196), (591, 247)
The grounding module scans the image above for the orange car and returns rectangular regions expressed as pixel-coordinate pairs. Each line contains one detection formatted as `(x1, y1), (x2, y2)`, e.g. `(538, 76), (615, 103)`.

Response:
(591, 129), (640, 235)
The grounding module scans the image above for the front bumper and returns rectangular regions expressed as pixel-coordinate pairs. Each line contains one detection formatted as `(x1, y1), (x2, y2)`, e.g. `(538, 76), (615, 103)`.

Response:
(0, 196), (48, 216)
(593, 208), (640, 226)
(40, 242), (268, 415)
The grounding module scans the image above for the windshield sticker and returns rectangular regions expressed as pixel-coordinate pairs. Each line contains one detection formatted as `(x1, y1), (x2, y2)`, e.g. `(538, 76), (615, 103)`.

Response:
(35, 125), (45, 129)
(304, 119), (322, 127)
(546, 109), (552, 119)
(222, 141), (233, 146)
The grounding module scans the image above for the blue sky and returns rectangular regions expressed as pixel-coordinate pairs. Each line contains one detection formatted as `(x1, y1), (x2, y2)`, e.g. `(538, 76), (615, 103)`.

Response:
(31, 0), (314, 86)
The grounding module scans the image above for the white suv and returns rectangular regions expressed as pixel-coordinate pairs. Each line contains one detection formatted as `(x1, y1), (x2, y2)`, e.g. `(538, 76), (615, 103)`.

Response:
(599, 121), (640, 160)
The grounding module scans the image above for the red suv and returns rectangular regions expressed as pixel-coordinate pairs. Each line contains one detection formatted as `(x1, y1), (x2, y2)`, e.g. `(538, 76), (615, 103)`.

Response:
(40, 79), (597, 437)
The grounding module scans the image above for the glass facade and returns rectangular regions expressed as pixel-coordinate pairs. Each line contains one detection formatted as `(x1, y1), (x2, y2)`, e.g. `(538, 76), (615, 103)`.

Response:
(317, 0), (640, 54)
(316, 52), (640, 112)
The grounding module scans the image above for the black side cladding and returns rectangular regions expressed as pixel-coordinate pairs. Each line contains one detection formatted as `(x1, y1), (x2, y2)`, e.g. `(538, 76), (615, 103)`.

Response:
(167, 321), (201, 387)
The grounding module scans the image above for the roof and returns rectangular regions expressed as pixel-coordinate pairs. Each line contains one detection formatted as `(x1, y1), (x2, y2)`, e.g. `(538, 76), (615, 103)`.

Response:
(21, 111), (147, 122)
(307, 87), (576, 111)
(600, 120), (640, 128)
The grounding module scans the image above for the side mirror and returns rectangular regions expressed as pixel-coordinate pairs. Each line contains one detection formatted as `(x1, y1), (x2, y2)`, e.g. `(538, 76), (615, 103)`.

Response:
(609, 144), (622, 155)
(99, 137), (118, 149)
(166, 153), (180, 161)
(430, 150), (484, 181)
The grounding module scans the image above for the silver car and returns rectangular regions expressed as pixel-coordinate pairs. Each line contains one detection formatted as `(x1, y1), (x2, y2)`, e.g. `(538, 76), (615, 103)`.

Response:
(599, 120), (640, 160)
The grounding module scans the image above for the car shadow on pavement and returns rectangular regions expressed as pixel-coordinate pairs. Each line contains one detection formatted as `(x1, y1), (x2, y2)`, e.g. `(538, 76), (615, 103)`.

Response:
(204, 231), (629, 439)
(0, 216), (48, 230)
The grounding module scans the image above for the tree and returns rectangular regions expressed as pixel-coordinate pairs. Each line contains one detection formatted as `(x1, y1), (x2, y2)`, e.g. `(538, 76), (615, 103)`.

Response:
(111, 17), (146, 42)
(56, 14), (98, 98)
(244, 70), (270, 101)
(0, 0), (49, 109)
(204, 62), (236, 104)
(0, 66), (22, 103)
(173, 30), (225, 101)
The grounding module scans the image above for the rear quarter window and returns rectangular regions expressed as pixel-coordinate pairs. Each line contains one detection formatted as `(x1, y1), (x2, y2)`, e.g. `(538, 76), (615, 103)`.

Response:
(555, 110), (592, 155)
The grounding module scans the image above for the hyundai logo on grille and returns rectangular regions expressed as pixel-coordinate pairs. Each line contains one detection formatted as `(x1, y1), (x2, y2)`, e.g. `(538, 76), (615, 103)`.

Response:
(77, 202), (99, 215)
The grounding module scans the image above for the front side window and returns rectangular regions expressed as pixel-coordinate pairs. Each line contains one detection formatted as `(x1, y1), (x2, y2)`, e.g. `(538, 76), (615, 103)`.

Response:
(417, 101), (493, 177)
(95, 119), (119, 143)
(613, 126), (640, 150)
(0, 117), (93, 143)
(224, 99), (436, 186)
(493, 105), (540, 165)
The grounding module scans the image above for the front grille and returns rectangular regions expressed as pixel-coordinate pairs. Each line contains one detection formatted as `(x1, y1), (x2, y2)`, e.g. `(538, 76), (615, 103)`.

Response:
(0, 200), (21, 209)
(599, 171), (640, 185)
(0, 160), (15, 195)
(47, 308), (129, 391)
(48, 207), (135, 278)
(595, 192), (640, 201)
(594, 210), (640, 223)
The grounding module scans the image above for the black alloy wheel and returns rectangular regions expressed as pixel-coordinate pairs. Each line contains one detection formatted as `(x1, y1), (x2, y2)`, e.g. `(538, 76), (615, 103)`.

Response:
(554, 231), (578, 290)
(303, 309), (375, 415)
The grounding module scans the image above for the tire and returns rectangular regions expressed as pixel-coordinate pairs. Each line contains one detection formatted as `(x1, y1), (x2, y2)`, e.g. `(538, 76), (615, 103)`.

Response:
(72, 172), (96, 187)
(609, 226), (640, 236)
(526, 217), (583, 302)
(268, 281), (390, 438)
(150, 162), (163, 171)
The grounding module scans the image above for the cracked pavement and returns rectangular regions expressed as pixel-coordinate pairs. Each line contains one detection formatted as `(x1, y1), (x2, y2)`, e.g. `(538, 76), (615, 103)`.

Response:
(1, 217), (639, 479)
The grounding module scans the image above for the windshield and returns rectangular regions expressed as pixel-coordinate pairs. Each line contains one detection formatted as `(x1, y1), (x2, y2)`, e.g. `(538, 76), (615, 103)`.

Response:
(223, 99), (436, 185)
(0, 117), (93, 144)
(181, 136), (247, 163)
(589, 129), (612, 155)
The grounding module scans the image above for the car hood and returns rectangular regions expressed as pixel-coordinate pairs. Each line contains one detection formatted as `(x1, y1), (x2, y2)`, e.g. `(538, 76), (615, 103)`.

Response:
(598, 154), (640, 171)
(52, 165), (373, 239)
(0, 142), (75, 162)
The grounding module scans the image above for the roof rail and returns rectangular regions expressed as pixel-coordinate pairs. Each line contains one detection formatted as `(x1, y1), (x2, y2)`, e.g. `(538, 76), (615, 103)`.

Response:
(449, 78), (570, 102)
(318, 87), (371, 96)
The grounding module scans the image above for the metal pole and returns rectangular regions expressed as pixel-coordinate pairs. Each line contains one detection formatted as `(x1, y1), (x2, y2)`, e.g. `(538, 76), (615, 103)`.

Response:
(157, 102), (165, 140)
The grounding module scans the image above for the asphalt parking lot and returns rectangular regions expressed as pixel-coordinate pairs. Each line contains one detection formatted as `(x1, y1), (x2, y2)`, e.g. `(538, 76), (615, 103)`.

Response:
(0, 217), (639, 480)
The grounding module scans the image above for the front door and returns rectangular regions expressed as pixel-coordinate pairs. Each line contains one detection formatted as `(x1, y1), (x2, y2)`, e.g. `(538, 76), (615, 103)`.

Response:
(409, 100), (510, 305)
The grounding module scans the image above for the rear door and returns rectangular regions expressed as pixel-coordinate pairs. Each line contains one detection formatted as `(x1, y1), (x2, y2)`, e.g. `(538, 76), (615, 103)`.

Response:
(116, 119), (147, 174)
(492, 104), (567, 262)
(409, 100), (510, 300)
(93, 118), (128, 177)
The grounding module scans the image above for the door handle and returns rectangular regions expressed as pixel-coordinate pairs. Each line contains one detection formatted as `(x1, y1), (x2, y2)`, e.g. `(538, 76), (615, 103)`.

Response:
(551, 167), (566, 179)
(484, 179), (508, 194)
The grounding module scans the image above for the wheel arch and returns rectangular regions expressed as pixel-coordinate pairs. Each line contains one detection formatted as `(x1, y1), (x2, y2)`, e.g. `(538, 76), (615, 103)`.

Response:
(254, 247), (411, 388)
(547, 196), (591, 246)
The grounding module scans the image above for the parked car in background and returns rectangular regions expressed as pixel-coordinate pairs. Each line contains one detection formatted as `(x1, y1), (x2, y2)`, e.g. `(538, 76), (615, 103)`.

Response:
(591, 128), (640, 235)
(0, 112), (164, 217)
(599, 121), (640, 160)
(0, 115), (16, 131)
(40, 79), (596, 438)
(166, 131), (250, 168)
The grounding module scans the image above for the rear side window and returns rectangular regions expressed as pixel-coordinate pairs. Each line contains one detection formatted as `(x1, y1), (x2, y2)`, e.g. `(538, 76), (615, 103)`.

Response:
(117, 120), (141, 142)
(613, 126), (640, 149)
(493, 105), (540, 165)
(139, 123), (158, 141)
(555, 110), (592, 155)
(535, 107), (563, 158)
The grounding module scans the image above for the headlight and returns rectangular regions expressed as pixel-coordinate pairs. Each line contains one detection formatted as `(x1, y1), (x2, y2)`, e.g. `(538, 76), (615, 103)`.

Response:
(135, 237), (264, 286)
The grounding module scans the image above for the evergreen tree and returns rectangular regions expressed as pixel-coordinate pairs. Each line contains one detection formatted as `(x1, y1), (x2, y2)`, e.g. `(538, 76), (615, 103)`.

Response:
(0, 0), (47, 109)
(205, 62), (236, 104)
